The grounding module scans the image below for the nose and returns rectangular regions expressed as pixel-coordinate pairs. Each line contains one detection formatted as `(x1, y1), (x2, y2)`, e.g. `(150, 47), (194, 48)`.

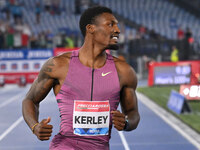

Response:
(114, 25), (120, 34)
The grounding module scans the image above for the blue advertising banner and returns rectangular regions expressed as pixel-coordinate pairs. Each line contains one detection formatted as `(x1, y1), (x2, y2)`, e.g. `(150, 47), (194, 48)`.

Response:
(0, 49), (53, 83)
(167, 90), (185, 114)
(0, 49), (53, 60)
(0, 49), (53, 73)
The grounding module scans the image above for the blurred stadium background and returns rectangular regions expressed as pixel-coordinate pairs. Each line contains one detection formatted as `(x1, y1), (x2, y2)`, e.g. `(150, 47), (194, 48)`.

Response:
(0, 0), (200, 82)
(0, 0), (200, 150)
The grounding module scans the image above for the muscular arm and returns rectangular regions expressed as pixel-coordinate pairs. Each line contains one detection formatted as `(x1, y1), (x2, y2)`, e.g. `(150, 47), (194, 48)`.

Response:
(22, 58), (56, 139)
(112, 59), (140, 131)
(120, 66), (140, 131)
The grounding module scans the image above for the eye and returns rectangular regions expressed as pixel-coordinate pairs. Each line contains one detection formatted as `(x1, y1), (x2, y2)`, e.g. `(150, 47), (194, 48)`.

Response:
(108, 22), (114, 27)
(108, 21), (114, 27)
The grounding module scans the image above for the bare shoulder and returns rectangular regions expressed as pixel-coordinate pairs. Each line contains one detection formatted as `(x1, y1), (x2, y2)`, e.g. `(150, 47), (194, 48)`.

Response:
(113, 57), (137, 89)
(38, 52), (72, 80)
(53, 52), (72, 66)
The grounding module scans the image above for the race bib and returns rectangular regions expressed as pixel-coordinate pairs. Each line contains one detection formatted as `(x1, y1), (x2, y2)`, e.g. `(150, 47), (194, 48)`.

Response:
(73, 100), (110, 136)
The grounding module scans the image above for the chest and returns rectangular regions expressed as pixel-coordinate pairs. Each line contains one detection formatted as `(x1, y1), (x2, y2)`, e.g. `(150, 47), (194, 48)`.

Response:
(65, 68), (120, 100)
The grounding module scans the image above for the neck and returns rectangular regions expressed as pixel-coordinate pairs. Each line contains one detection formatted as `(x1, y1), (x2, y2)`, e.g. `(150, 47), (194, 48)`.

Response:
(79, 37), (107, 69)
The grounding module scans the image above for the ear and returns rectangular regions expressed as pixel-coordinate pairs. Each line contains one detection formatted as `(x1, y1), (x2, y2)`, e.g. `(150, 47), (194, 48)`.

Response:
(86, 24), (95, 34)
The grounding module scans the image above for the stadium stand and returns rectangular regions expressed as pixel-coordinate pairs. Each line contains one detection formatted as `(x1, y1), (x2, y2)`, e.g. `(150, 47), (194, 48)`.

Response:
(93, 0), (200, 40)
(0, 0), (199, 61)
(0, 0), (200, 82)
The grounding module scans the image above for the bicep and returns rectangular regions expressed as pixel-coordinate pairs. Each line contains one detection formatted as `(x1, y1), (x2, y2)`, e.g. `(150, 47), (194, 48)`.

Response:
(120, 65), (138, 114)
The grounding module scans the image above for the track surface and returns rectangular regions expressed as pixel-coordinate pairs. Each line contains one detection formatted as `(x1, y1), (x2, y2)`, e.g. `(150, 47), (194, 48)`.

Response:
(0, 85), (198, 150)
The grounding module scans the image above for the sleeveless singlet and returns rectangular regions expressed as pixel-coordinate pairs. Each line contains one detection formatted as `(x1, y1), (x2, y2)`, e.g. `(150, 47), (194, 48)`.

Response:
(50, 50), (120, 150)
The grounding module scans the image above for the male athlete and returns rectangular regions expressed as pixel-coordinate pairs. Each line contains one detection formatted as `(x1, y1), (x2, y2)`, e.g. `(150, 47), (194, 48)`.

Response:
(22, 6), (140, 150)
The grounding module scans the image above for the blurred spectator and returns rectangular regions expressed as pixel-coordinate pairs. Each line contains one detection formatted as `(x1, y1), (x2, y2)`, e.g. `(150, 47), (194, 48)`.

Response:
(149, 29), (158, 40)
(65, 35), (74, 48)
(22, 23), (31, 37)
(44, 0), (51, 12)
(38, 32), (47, 48)
(185, 27), (194, 44)
(0, 30), (5, 49)
(53, 33), (62, 47)
(127, 30), (135, 41)
(10, 1), (23, 24)
(139, 25), (146, 39)
(76, 34), (83, 47)
(30, 34), (38, 49)
(170, 46), (179, 62)
(177, 26), (184, 40)
(51, 0), (61, 15)
(46, 30), (54, 48)
(0, 20), (7, 33)
(14, 20), (23, 32)
(75, 0), (81, 14)
(13, 30), (22, 49)
(5, 25), (14, 49)
(80, 0), (91, 13)
(142, 55), (155, 70)
(21, 32), (29, 48)
(181, 27), (193, 60)
(0, 0), (6, 10)
(185, 27), (192, 40)
(35, 2), (42, 24)
(0, 0), (84, 50)
(21, 24), (31, 48)
(1, 0), (11, 21)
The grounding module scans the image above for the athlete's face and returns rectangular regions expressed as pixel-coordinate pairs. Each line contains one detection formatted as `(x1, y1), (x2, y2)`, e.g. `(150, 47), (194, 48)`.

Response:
(92, 13), (120, 50)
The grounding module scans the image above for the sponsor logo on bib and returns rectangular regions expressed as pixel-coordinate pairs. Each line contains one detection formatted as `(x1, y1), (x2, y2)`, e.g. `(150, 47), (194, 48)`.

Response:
(73, 100), (110, 136)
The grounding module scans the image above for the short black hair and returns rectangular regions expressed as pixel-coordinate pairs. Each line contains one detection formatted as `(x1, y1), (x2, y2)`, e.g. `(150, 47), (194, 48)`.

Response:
(79, 6), (113, 37)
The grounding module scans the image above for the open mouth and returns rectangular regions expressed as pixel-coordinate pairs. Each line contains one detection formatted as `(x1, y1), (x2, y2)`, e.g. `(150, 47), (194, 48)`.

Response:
(110, 35), (119, 41)
(112, 36), (118, 40)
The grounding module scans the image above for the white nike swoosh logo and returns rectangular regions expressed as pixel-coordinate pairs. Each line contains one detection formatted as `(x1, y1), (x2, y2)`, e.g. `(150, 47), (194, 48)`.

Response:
(102, 71), (112, 77)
